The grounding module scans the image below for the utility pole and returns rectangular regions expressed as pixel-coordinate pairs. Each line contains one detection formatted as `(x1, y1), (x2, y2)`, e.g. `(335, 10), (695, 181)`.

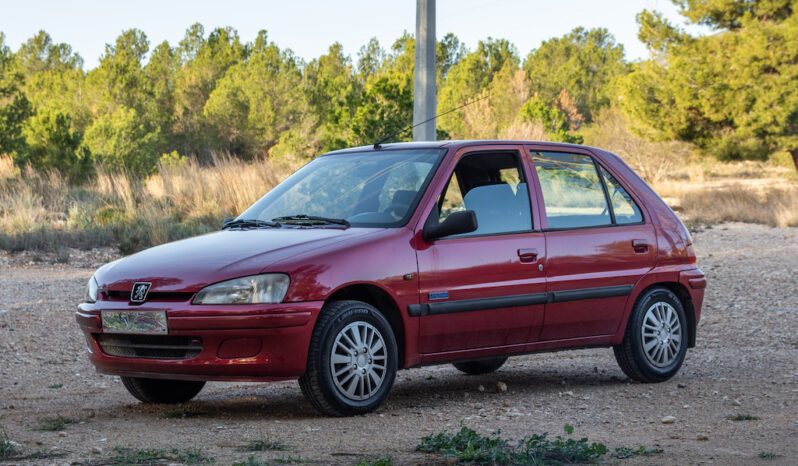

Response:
(413, 0), (436, 141)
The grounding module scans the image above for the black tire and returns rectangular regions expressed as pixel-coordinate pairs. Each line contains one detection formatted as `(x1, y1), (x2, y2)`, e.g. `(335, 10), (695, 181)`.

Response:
(299, 300), (398, 416)
(614, 287), (688, 383)
(453, 357), (508, 375)
(120, 376), (205, 403)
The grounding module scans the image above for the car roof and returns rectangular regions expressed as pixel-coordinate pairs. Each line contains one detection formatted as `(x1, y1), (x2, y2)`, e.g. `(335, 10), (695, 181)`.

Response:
(321, 140), (600, 156)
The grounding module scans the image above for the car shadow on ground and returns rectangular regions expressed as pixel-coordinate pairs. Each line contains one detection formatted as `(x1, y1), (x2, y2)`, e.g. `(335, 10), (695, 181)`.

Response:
(88, 364), (633, 422)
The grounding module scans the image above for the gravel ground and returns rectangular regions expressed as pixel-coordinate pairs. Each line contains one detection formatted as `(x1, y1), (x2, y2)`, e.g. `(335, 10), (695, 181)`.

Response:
(1, 223), (796, 465)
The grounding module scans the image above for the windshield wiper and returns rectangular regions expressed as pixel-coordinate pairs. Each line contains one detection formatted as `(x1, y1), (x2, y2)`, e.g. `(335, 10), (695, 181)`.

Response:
(222, 218), (281, 230)
(272, 214), (351, 227)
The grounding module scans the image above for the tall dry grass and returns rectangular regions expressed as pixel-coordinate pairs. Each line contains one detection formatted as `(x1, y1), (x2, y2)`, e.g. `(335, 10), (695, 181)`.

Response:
(0, 154), (296, 254)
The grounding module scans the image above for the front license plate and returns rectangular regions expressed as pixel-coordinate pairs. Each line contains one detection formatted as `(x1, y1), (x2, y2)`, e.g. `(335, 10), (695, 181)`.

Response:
(101, 310), (168, 335)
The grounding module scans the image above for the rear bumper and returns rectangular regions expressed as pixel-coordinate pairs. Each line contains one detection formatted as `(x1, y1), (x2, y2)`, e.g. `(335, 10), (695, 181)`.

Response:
(75, 301), (324, 382)
(679, 268), (706, 347)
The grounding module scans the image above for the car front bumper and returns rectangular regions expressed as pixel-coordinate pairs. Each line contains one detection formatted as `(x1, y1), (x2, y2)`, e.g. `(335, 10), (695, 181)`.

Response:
(75, 300), (324, 382)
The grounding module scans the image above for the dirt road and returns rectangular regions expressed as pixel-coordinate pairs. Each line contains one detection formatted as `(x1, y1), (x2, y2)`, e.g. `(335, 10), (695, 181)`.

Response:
(1, 223), (796, 465)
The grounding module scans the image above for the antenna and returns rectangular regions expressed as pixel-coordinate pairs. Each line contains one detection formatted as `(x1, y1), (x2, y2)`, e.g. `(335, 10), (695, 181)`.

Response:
(373, 93), (490, 149)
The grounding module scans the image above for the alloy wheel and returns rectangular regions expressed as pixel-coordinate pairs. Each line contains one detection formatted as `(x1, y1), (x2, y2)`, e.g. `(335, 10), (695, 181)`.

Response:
(329, 321), (388, 400)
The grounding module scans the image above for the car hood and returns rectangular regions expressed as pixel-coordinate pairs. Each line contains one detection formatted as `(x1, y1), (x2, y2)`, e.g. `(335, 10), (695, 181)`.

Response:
(96, 227), (379, 293)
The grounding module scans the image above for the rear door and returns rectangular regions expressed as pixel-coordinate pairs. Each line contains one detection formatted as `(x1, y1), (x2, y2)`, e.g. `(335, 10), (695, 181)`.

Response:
(414, 146), (547, 353)
(526, 147), (657, 340)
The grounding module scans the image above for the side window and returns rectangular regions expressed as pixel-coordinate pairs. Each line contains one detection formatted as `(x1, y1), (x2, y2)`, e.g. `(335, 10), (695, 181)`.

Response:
(599, 165), (643, 224)
(532, 152), (611, 229)
(436, 152), (532, 236)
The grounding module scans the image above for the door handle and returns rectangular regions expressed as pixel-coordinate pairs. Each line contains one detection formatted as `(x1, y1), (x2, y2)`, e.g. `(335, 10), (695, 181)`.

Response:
(632, 239), (649, 253)
(517, 248), (538, 263)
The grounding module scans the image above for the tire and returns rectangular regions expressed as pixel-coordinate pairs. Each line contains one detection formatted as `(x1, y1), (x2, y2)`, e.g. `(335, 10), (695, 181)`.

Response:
(614, 287), (688, 383)
(299, 300), (398, 416)
(453, 357), (508, 375)
(120, 376), (205, 403)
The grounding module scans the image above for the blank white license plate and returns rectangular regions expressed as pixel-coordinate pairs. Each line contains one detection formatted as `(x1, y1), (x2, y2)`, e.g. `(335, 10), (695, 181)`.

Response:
(101, 310), (168, 334)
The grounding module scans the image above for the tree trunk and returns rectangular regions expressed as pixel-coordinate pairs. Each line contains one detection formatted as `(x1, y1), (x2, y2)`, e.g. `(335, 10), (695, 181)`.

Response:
(792, 148), (798, 173)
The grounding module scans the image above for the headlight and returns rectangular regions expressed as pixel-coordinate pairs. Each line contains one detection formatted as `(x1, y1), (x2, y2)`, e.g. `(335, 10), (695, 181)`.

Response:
(85, 276), (99, 303)
(192, 273), (290, 305)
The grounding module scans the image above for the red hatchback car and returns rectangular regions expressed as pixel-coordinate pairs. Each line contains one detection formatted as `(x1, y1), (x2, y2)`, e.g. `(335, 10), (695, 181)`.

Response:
(76, 141), (706, 416)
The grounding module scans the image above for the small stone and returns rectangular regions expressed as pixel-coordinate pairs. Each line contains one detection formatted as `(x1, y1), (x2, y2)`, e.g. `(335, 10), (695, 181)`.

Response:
(670, 435), (681, 439)
(732, 399), (742, 406)
(697, 435), (709, 441)
(560, 391), (574, 397)
(502, 401), (511, 408)
(496, 381), (507, 393)
(677, 383), (687, 388)
(58, 431), (67, 437)
(92, 446), (103, 454)
(661, 415), (677, 424)
(477, 384), (485, 392)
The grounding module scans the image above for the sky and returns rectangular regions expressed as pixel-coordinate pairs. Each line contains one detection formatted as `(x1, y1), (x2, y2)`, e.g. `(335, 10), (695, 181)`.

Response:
(1, 0), (711, 69)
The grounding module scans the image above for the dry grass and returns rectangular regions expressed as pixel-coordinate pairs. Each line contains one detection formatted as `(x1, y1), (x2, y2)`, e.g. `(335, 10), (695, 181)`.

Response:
(0, 154), (295, 254)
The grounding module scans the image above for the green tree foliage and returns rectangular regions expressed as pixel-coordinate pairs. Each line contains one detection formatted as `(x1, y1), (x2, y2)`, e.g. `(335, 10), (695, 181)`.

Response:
(523, 27), (629, 123)
(438, 37), (519, 137)
(173, 24), (248, 157)
(86, 29), (150, 113)
(520, 96), (583, 144)
(20, 105), (91, 179)
(0, 33), (31, 159)
(673, 0), (795, 28)
(204, 31), (304, 158)
(620, 2), (798, 168)
(83, 105), (164, 175)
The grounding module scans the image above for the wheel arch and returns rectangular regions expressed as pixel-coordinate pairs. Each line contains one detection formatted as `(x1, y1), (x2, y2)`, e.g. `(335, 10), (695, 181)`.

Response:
(325, 283), (407, 368)
(636, 282), (697, 348)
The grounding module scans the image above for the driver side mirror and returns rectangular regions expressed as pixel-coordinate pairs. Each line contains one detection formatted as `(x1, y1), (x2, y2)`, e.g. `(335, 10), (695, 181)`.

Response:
(423, 210), (478, 242)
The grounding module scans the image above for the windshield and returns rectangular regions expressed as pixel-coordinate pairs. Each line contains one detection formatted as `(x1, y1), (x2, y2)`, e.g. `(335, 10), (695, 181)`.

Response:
(239, 149), (445, 228)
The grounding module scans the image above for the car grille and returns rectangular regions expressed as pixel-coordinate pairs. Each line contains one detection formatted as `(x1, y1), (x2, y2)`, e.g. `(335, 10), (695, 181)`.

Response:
(102, 290), (195, 303)
(95, 334), (203, 360)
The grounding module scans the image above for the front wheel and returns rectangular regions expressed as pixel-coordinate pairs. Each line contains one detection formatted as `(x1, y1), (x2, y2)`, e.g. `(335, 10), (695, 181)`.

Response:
(614, 287), (688, 383)
(299, 300), (398, 416)
(120, 376), (205, 403)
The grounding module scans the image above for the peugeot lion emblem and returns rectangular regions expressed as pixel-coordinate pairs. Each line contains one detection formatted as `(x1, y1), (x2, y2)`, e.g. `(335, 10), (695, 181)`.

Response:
(130, 282), (151, 303)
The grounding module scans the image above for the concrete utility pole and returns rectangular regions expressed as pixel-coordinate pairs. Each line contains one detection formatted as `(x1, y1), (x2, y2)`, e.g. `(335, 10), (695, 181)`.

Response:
(413, 0), (436, 141)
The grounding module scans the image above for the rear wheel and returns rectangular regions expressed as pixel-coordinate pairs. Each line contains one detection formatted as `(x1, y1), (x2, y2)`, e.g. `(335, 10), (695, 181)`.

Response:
(120, 376), (205, 403)
(614, 287), (688, 383)
(453, 357), (508, 375)
(299, 300), (398, 416)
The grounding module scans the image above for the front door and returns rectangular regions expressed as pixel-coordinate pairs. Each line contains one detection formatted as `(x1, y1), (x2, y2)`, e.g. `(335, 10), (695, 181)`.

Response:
(415, 147), (547, 354)
(527, 149), (657, 340)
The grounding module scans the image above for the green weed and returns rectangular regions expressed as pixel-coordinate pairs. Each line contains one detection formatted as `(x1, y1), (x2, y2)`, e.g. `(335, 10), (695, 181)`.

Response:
(0, 430), (18, 459)
(242, 438), (287, 452)
(352, 456), (393, 466)
(273, 456), (307, 464)
(758, 451), (782, 459)
(417, 424), (648, 465)
(34, 415), (75, 431)
(232, 457), (266, 466)
(105, 446), (214, 464)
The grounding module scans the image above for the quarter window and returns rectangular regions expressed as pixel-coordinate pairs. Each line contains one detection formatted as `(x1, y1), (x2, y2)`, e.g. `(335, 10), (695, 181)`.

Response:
(532, 152), (611, 229)
(599, 165), (643, 224)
